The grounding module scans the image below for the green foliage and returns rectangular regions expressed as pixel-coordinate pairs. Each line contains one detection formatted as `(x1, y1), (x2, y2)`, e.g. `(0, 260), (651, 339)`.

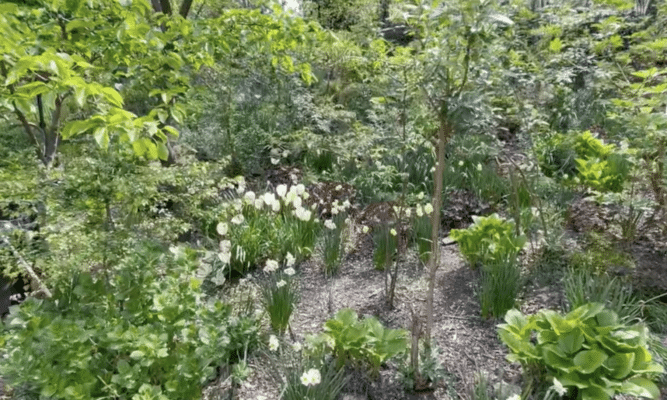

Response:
(398, 343), (447, 391)
(479, 260), (522, 319)
(260, 261), (299, 335)
(308, 308), (409, 375)
(412, 213), (432, 265)
(450, 213), (527, 269)
(498, 303), (665, 400)
(321, 214), (347, 276)
(373, 224), (398, 271)
(0, 244), (260, 400)
(536, 131), (632, 193)
(281, 360), (347, 400)
(218, 184), (319, 274)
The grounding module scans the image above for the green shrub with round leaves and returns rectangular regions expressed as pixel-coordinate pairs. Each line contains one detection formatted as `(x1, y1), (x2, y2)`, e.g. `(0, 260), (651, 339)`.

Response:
(498, 303), (664, 400)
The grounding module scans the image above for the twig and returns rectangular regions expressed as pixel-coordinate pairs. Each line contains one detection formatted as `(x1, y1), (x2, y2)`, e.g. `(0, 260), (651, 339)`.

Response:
(0, 224), (52, 298)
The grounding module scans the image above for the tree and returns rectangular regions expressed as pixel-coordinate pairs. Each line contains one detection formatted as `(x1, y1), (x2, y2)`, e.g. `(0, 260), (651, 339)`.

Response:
(399, 0), (512, 388)
(0, 0), (318, 168)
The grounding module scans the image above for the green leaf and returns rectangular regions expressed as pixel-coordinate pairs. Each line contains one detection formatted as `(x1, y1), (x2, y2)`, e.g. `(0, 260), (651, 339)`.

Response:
(157, 142), (169, 161)
(558, 328), (584, 355)
(130, 350), (145, 360)
(549, 37), (563, 53)
(93, 127), (109, 149)
(602, 352), (634, 380)
(101, 87), (124, 107)
(488, 13), (514, 26)
(573, 349), (608, 374)
(620, 378), (660, 399)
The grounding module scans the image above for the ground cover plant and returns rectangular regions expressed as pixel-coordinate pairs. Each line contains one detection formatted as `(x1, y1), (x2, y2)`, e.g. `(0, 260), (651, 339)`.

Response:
(1, 0), (667, 399)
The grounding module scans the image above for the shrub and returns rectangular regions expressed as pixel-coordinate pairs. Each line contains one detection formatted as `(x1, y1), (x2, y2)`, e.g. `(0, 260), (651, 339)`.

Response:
(498, 303), (664, 400)
(0, 244), (260, 400)
(450, 213), (526, 269)
(307, 308), (409, 375)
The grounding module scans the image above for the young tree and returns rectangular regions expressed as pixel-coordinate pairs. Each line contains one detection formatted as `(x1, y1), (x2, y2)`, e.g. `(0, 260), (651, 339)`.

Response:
(402, 0), (513, 363)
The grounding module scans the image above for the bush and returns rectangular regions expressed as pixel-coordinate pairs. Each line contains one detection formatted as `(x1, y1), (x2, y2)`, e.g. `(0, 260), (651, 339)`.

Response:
(307, 308), (409, 375)
(450, 213), (526, 269)
(498, 303), (664, 400)
(0, 244), (260, 400)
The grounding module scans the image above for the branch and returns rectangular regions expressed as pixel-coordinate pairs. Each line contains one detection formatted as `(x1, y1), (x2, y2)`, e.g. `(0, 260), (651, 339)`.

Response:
(0, 61), (44, 159)
(0, 223), (52, 298)
(455, 28), (474, 98)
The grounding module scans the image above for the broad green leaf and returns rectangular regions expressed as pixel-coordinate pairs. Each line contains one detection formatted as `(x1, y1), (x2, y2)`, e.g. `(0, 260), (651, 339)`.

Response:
(130, 350), (144, 360)
(93, 127), (108, 149)
(101, 87), (124, 107)
(620, 378), (660, 399)
(558, 328), (584, 355)
(602, 352), (634, 379)
(581, 385), (612, 400)
(573, 349), (608, 374)
(157, 142), (169, 161)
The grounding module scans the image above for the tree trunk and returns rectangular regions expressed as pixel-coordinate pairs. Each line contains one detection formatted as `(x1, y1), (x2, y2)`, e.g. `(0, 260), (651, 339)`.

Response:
(179, 0), (194, 18)
(150, 0), (162, 12)
(424, 114), (451, 344)
(159, 0), (172, 15)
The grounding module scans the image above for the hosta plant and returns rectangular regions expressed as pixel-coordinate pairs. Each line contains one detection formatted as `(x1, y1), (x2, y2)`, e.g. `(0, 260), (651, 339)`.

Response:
(307, 308), (409, 376)
(498, 303), (664, 400)
(449, 213), (526, 269)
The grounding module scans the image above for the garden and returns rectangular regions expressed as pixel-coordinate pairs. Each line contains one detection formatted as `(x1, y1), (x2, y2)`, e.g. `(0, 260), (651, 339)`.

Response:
(1, 0), (666, 399)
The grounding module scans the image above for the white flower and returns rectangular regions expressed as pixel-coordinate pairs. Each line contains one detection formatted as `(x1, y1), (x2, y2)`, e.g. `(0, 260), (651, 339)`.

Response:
(424, 203), (434, 215)
(276, 279), (287, 288)
(417, 192), (424, 200)
(300, 368), (321, 387)
(285, 252), (296, 267)
(302, 192), (309, 200)
(264, 259), (279, 273)
(218, 248), (232, 264)
(284, 267), (296, 276)
(244, 191), (256, 203)
(335, 185), (342, 191)
(416, 205), (423, 217)
(458, 160), (464, 166)
(295, 207), (312, 221)
(276, 184), (287, 198)
(231, 214), (245, 225)
(292, 342), (302, 352)
(390, 228), (397, 236)
(405, 208), (411, 218)
(476, 163), (483, 171)
(331, 207), (339, 215)
(552, 377), (567, 397)
(324, 219), (336, 230)
(272, 201), (281, 212)
(292, 196), (302, 209)
(269, 335), (279, 351)
(343, 200), (350, 208)
(296, 184), (305, 195)
(362, 225), (369, 234)
(271, 157), (279, 165)
(216, 222), (228, 236)
(506, 395), (521, 400)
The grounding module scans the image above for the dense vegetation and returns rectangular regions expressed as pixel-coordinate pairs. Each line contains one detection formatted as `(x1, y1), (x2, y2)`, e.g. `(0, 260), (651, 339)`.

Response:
(1, 0), (666, 398)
